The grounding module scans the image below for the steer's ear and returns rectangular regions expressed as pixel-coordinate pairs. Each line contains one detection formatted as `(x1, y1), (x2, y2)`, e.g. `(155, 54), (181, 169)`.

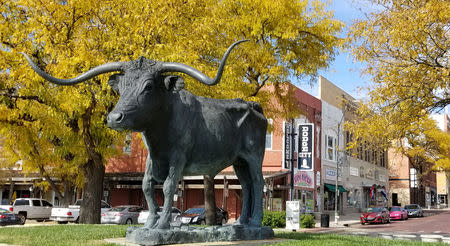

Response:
(164, 75), (184, 91)
(108, 74), (122, 91)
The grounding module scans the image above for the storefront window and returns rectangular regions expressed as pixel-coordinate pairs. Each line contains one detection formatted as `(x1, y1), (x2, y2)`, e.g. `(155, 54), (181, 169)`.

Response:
(346, 189), (361, 208)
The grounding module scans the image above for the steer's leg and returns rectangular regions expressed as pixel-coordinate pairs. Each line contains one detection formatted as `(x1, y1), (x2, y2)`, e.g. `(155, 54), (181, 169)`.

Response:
(142, 159), (159, 229)
(155, 164), (183, 229)
(242, 153), (264, 227)
(242, 154), (264, 227)
(233, 161), (251, 225)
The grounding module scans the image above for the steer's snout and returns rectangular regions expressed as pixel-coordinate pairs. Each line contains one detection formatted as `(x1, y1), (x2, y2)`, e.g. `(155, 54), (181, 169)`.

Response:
(107, 112), (124, 124)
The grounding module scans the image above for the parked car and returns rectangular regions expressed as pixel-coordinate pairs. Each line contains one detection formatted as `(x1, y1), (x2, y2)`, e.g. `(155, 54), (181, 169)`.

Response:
(404, 204), (424, 217)
(176, 206), (228, 225)
(50, 199), (111, 224)
(360, 207), (390, 225)
(101, 205), (143, 225)
(138, 207), (182, 224)
(0, 208), (25, 226)
(0, 198), (53, 224)
(389, 206), (408, 220)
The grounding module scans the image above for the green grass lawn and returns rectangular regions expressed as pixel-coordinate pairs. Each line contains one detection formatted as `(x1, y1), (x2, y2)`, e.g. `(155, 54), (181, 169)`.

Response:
(0, 224), (128, 246)
(274, 232), (441, 246)
(0, 225), (443, 246)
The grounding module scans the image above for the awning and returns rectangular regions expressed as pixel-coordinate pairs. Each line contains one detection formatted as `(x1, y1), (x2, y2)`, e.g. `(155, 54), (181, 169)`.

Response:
(324, 183), (347, 193)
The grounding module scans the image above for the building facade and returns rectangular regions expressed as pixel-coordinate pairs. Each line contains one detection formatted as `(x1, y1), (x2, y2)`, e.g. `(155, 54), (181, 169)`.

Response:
(432, 113), (449, 207)
(318, 76), (389, 214)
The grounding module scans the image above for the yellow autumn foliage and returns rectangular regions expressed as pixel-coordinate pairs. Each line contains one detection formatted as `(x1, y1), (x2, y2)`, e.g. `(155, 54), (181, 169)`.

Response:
(0, 0), (343, 199)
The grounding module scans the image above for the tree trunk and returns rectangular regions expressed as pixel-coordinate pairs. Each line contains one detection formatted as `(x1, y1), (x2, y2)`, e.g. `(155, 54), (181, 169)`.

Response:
(8, 179), (14, 204)
(62, 179), (76, 206)
(79, 158), (105, 224)
(204, 175), (216, 225)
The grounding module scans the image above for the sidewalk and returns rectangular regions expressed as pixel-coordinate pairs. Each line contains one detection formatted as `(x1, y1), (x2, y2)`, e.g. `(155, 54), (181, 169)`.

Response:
(313, 212), (361, 229)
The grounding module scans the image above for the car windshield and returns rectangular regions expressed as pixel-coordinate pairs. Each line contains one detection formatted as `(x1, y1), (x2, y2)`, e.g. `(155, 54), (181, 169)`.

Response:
(390, 207), (401, 211)
(110, 207), (126, 212)
(364, 207), (383, 213)
(405, 205), (419, 209)
(184, 208), (204, 214)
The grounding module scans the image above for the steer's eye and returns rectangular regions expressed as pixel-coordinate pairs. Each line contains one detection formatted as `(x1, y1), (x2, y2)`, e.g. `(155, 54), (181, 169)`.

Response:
(144, 83), (153, 91)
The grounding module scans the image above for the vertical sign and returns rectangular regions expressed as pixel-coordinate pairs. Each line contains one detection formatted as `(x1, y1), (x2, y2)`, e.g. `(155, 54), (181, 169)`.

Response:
(298, 123), (314, 171)
(283, 121), (292, 169)
(285, 200), (300, 230)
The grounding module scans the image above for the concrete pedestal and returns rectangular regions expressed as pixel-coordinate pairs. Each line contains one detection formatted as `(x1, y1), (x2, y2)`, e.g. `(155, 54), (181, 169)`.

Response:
(126, 225), (274, 246)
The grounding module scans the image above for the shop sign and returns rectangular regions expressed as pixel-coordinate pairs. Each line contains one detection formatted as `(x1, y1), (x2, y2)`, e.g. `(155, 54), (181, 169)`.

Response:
(297, 123), (314, 171)
(350, 167), (359, 177)
(283, 121), (293, 169)
(293, 170), (314, 188)
(286, 201), (300, 230)
(366, 169), (374, 179)
(325, 168), (342, 181)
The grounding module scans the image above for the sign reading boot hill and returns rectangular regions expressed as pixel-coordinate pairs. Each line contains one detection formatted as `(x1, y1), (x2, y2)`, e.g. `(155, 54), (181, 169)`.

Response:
(297, 123), (314, 171)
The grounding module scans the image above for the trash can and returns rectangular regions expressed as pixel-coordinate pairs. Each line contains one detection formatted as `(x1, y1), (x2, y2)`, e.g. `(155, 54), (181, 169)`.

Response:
(321, 214), (329, 228)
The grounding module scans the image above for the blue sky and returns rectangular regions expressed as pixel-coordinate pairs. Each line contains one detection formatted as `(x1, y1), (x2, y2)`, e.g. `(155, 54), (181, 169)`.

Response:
(297, 0), (372, 99)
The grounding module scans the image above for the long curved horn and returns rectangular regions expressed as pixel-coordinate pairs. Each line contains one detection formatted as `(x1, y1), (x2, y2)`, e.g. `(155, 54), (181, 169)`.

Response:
(160, 39), (249, 86)
(21, 53), (125, 85)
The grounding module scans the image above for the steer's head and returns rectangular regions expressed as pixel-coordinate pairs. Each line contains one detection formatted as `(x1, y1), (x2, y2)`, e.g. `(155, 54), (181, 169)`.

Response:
(105, 58), (186, 131)
(21, 40), (248, 132)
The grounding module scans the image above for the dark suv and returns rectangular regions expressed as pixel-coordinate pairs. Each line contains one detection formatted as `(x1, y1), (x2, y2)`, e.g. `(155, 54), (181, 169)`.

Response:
(176, 206), (228, 225)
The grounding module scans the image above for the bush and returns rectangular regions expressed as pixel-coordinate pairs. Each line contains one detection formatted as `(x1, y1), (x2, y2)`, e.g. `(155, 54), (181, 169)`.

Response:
(262, 210), (286, 228)
(300, 214), (315, 228)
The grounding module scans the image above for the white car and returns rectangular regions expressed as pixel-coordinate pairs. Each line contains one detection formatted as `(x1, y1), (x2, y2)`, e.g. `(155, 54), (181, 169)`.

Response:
(138, 207), (182, 224)
(0, 198), (53, 224)
(51, 199), (111, 224)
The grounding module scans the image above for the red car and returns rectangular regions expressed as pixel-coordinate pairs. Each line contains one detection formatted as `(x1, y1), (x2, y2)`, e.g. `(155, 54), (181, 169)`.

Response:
(360, 207), (390, 225)
(389, 206), (408, 220)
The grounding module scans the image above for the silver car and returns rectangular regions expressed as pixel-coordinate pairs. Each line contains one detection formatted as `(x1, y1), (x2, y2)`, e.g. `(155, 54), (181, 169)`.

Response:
(101, 205), (143, 225)
(138, 207), (182, 224)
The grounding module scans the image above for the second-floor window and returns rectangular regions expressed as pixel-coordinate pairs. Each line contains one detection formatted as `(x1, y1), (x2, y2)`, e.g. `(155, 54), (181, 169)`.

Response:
(326, 135), (336, 161)
(265, 119), (273, 149)
(410, 168), (418, 188)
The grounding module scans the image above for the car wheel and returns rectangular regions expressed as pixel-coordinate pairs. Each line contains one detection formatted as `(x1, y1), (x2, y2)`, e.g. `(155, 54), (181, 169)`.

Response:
(200, 220), (206, 225)
(57, 221), (68, 224)
(36, 219), (44, 222)
(18, 214), (26, 225)
(126, 219), (132, 225)
(360, 222), (365, 225)
(75, 217), (79, 224)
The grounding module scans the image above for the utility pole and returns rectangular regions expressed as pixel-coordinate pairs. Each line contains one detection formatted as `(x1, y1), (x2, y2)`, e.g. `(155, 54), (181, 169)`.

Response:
(289, 118), (296, 201)
(335, 113), (345, 225)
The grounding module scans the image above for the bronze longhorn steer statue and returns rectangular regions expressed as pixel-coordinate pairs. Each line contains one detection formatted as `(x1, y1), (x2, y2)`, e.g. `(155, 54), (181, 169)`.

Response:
(22, 40), (267, 229)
